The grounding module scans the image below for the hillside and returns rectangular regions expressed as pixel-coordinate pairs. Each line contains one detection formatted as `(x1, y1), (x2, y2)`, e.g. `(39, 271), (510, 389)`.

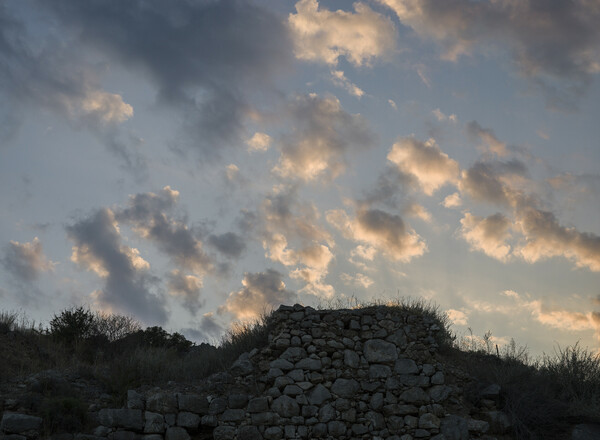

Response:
(1, 302), (599, 440)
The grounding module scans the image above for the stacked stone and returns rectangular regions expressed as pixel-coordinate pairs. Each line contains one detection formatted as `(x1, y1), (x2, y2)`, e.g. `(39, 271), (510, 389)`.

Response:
(0, 304), (504, 440)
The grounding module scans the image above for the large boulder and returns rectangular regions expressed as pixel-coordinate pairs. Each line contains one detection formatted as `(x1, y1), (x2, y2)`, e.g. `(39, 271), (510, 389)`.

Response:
(1, 413), (43, 434)
(363, 339), (398, 363)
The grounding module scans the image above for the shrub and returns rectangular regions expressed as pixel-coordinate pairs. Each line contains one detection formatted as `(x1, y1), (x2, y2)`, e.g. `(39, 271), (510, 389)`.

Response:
(49, 306), (97, 346)
(94, 311), (141, 342)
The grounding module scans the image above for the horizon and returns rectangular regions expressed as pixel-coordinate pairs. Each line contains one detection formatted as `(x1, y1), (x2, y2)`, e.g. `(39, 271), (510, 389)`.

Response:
(1, 0), (599, 358)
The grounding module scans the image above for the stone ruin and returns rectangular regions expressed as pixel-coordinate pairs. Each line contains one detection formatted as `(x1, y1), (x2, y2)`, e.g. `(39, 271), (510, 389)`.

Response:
(1, 304), (515, 440)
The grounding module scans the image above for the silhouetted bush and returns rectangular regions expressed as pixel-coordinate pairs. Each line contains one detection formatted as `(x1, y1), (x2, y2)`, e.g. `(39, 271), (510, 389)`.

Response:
(49, 306), (97, 346)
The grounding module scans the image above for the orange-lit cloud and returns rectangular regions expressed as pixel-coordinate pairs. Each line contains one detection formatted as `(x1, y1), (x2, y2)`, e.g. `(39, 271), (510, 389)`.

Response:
(327, 207), (427, 262)
(387, 137), (459, 195)
(2, 237), (55, 281)
(289, 0), (396, 66)
(220, 270), (297, 321)
(460, 212), (512, 262)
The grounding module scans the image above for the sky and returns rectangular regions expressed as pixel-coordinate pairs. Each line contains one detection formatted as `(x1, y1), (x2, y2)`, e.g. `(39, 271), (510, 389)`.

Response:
(1, 0), (599, 356)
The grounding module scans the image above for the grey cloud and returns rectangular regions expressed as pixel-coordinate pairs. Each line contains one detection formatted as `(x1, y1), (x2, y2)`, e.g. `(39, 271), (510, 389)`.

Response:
(516, 207), (600, 272)
(220, 269), (297, 321)
(181, 313), (225, 343)
(66, 208), (168, 325)
(273, 94), (376, 182)
(208, 232), (246, 259)
(459, 159), (528, 207)
(379, 0), (600, 109)
(40, 0), (292, 159)
(0, 4), (143, 172)
(166, 270), (204, 315)
(1, 237), (53, 282)
(116, 187), (213, 274)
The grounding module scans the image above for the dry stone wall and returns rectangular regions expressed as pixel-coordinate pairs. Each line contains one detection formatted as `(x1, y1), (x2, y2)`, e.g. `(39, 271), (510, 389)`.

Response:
(1, 304), (512, 440)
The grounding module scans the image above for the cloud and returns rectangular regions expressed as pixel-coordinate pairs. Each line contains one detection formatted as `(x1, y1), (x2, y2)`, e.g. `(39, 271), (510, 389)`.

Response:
(273, 93), (375, 182)
(0, 4), (142, 169)
(459, 159), (528, 207)
(404, 203), (432, 223)
(330, 70), (365, 97)
(388, 99), (398, 110)
(327, 207), (427, 262)
(460, 212), (512, 262)
(466, 121), (508, 157)
(166, 269), (203, 314)
(515, 207), (600, 272)
(341, 272), (374, 289)
(40, 0), (292, 158)
(447, 308), (468, 326)
(181, 312), (225, 343)
(432, 108), (457, 123)
(387, 137), (460, 195)
(66, 208), (168, 325)
(116, 187), (213, 275)
(247, 132), (272, 152)
(220, 269), (297, 321)
(289, 0), (396, 66)
(259, 185), (335, 297)
(1, 237), (55, 282)
(442, 192), (462, 208)
(208, 232), (246, 259)
(377, 0), (600, 108)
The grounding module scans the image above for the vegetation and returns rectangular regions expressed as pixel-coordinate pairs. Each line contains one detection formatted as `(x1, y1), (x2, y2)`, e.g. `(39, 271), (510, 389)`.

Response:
(1, 300), (599, 439)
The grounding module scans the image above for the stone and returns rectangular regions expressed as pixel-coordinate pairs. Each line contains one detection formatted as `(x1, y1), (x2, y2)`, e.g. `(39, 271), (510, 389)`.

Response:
(386, 329), (407, 347)
(363, 339), (398, 363)
(127, 390), (145, 410)
(440, 415), (469, 440)
(263, 426), (283, 440)
(312, 423), (327, 437)
(143, 434), (164, 440)
(270, 359), (294, 371)
(294, 358), (322, 370)
(421, 364), (435, 376)
(283, 384), (303, 396)
(395, 358), (419, 374)
(98, 409), (144, 431)
(208, 397), (227, 415)
(146, 393), (178, 413)
(177, 394), (208, 414)
(308, 384), (332, 405)
(366, 411), (386, 430)
(251, 412), (277, 425)
(220, 409), (245, 422)
(352, 424), (369, 435)
(467, 419), (489, 433)
(1, 413), (43, 434)
(271, 395), (300, 418)
(287, 369), (304, 381)
(176, 412), (200, 429)
(285, 425), (295, 438)
(400, 387), (430, 404)
(343, 350), (360, 368)
(144, 412), (165, 434)
(419, 413), (440, 429)
(228, 393), (248, 409)
(109, 431), (136, 440)
(165, 427), (190, 440)
(388, 416), (404, 433)
(369, 364), (392, 378)
(431, 371), (445, 385)
(331, 378), (360, 398)
(212, 426), (236, 440)
(200, 415), (217, 427)
(370, 393), (384, 410)
(328, 421), (346, 437)
(231, 353), (254, 375)
(238, 425), (262, 440)
(280, 347), (307, 362)
(429, 385), (451, 402)
(248, 397), (269, 413)
(318, 404), (335, 423)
